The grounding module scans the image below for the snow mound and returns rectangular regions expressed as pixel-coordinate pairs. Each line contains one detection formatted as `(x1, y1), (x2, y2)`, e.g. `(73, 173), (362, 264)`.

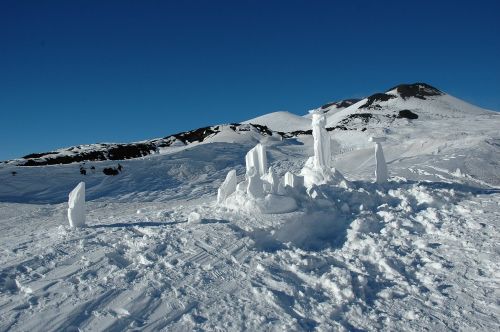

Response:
(243, 111), (311, 132)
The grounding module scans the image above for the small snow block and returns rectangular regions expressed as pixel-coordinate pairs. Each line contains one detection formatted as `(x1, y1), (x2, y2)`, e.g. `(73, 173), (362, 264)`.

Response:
(188, 212), (201, 223)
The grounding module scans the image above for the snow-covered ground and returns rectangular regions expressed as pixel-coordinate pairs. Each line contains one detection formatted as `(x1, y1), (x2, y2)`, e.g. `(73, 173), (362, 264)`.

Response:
(1, 84), (499, 331)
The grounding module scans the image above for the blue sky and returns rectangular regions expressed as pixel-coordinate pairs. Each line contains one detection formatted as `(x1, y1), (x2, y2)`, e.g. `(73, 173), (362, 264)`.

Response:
(1, 0), (499, 160)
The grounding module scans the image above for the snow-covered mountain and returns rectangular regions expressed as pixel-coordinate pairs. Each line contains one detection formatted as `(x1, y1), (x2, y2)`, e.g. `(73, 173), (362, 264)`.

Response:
(1, 83), (499, 331)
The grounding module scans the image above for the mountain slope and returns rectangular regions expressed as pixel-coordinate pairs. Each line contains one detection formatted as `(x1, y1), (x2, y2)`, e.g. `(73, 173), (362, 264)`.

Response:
(243, 111), (311, 131)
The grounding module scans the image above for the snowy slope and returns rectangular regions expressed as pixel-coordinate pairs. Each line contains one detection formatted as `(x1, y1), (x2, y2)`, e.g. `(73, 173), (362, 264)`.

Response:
(304, 98), (361, 119)
(1, 83), (499, 331)
(243, 111), (311, 132)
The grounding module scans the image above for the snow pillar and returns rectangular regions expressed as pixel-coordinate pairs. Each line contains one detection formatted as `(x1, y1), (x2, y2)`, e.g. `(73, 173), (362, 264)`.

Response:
(284, 172), (304, 189)
(246, 167), (264, 198)
(217, 170), (237, 204)
(369, 137), (388, 183)
(267, 167), (279, 194)
(311, 112), (331, 169)
(245, 143), (267, 177)
(68, 182), (86, 228)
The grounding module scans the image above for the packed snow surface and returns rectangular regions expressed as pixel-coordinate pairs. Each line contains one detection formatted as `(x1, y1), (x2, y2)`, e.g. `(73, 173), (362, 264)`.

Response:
(1, 85), (499, 331)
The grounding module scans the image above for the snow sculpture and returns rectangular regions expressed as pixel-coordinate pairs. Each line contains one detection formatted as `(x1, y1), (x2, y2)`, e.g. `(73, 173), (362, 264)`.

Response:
(301, 110), (346, 188)
(284, 172), (304, 189)
(311, 111), (331, 169)
(369, 137), (388, 183)
(68, 182), (85, 228)
(217, 143), (297, 214)
(217, 170), (237, 204)
(246, 167), (265, 198)
(245, 143), (267, 176)
(266, 167), (279, 194)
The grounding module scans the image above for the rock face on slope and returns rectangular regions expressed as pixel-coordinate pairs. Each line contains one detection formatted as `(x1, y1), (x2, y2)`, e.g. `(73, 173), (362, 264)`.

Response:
(387, 82), (443, 100)
(6, 123), (277, 167)
(319, 99), (361, 111)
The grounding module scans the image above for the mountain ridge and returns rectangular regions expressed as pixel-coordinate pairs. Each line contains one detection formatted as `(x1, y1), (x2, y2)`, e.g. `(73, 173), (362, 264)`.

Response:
(3, 82), (497, 168)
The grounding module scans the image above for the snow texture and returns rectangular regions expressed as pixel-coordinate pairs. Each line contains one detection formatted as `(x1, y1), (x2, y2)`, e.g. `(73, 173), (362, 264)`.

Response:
(246, 167), (265, 199)
(283, 171), (304, 189)
(264, 167), (279, 194)
(67, 182), (85, 228)
(217, 169), (237, 204)
(187, 211), (201, 223)
(245, 143), (267, 177)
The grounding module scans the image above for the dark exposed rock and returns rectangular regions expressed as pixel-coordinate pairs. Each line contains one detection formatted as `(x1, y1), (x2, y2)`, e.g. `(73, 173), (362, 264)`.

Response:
(397, 109), (419, 119)
(170, 126), (219, 144)
(359, 93), (396, 109)
(338, 113), (374, 125)
(19, 143), (155, 166)
(321, 98), (361, 109)
(321, 99), (361, 110)
(248, 124), (274, 136)
(388, 83), (442, 100)
(279, 129), (313, 138)
(107, 143), (154, 160)
(327, 125), (349, 131)
(16, 123), (277, 166)
(23, 152), (58, 159)
(103, 167), (119, 176)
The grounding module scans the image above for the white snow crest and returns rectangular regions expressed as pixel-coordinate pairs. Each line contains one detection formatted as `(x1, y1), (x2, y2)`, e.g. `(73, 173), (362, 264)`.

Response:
(68, 182), (85, 228)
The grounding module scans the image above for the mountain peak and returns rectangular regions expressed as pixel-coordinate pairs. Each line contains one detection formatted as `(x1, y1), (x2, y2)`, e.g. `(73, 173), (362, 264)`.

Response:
(387, 82), (443, 100)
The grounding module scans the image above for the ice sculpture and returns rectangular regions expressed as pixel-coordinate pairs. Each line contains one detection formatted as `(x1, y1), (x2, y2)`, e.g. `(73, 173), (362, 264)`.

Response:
(312, 111), (331, 169)
(301, 110), (345, 187)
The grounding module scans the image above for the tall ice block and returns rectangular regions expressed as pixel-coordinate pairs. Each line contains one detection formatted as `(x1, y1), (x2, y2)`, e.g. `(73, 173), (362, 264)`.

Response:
(369, 137), (388, 183)
(68, 182), (86, 228)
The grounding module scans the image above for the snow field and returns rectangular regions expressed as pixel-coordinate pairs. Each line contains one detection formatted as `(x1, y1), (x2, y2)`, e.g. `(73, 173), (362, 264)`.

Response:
(1, 178), (498, 330)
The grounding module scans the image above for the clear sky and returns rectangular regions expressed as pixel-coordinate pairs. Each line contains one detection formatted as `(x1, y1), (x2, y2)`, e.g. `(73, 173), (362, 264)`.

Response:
(1, 0), (499, 160)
